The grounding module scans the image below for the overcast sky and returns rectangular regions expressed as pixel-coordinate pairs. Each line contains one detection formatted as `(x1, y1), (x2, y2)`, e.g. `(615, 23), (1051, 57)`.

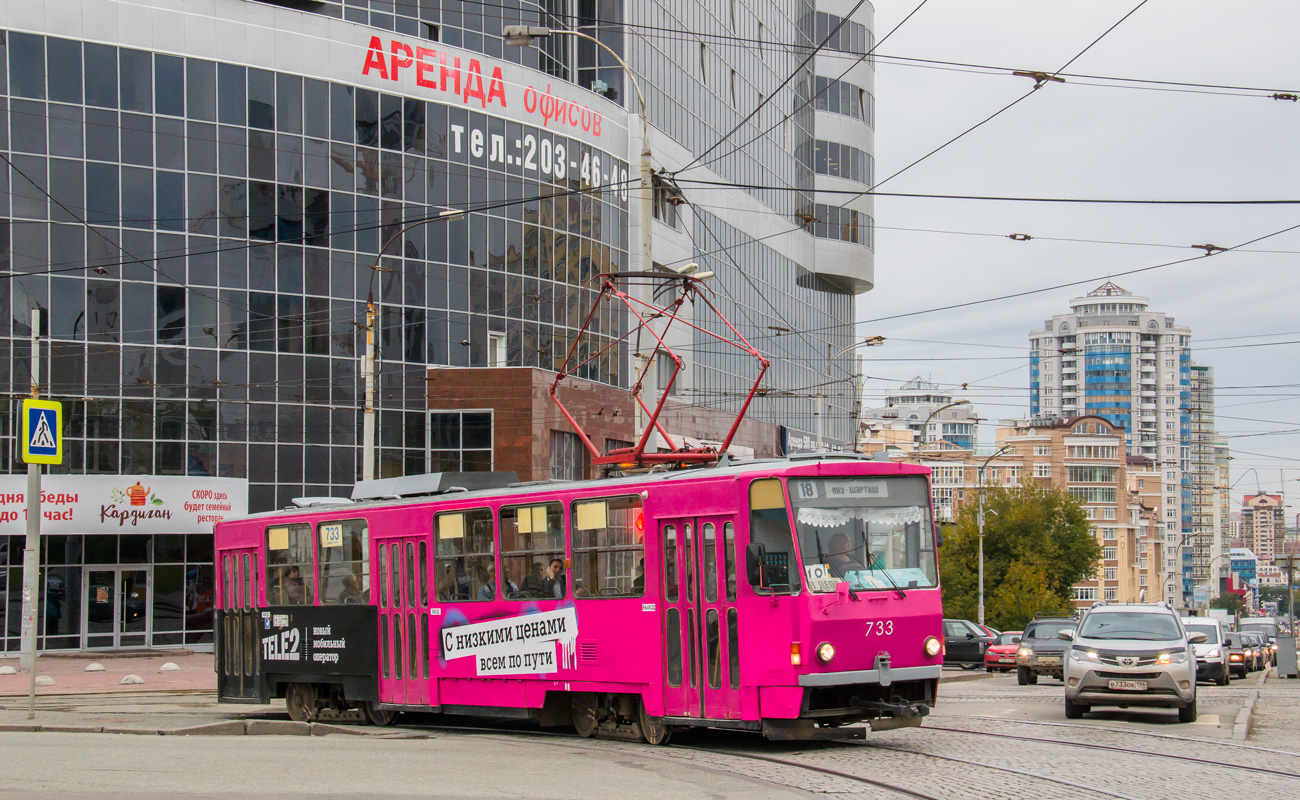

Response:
(860, 0), (1300, 517)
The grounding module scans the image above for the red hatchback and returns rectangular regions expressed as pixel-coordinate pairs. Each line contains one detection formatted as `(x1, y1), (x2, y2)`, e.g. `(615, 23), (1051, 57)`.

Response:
(985, 631), (1023, 672)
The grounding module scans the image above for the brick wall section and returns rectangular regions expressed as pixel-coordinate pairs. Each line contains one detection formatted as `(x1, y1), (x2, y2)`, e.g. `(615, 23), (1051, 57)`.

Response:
(425, 367), (782, 482)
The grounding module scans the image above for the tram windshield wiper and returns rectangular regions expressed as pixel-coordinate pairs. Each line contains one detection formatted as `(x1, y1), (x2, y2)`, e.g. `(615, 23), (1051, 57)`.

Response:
(869, 553), (906, 600)
(818, 534), (858, 601)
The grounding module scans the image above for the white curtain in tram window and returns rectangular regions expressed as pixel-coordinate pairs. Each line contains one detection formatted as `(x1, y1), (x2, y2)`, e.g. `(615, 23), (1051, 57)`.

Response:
(796, 506), (926, 528)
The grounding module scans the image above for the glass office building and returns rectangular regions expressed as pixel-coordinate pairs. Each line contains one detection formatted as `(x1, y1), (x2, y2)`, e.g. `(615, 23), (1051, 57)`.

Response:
(0, 0), (873, 649)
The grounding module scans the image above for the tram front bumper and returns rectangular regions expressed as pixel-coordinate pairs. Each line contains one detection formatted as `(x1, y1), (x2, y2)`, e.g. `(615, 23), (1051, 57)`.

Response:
(797, 664), (941, 687)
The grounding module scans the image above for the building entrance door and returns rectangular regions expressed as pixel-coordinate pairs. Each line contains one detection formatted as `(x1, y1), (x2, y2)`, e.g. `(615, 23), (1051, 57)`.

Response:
(82, 567), (150, 650)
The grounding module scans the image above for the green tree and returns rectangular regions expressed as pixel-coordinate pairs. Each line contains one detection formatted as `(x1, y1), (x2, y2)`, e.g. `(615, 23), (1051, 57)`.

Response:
(939, 483), (1100, 631)
(1210, 592), (1246, 617)
(1259, 586), (1292, 615)
(988, 560), (1074, 631)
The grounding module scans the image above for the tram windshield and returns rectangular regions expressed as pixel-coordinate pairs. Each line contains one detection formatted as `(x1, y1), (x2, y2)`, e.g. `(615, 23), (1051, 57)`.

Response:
(788, 475), (937, 593)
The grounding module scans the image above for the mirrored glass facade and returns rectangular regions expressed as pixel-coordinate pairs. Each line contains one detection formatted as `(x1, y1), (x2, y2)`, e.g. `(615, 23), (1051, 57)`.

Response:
(1, 9), (628, 513)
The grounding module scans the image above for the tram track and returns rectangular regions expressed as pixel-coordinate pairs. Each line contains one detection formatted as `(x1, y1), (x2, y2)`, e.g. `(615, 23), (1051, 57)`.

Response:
(935, 713), (1300, 756)
(411, 719), (1151, 800)
(908, 723), (1300, 780)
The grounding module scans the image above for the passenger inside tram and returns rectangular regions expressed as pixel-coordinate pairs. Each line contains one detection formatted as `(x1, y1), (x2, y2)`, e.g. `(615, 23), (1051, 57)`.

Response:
(284, 566), (306, 604)
(337, 574), (365, 604)
(826, 531), (868, 579)
(542, 558), (565, 598)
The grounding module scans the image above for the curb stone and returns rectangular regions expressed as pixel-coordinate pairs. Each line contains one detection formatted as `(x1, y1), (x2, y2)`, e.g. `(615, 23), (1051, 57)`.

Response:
(1233, 689), (1258, 741)
(165, 720), (248, 736)
(244, 719), (311, 736)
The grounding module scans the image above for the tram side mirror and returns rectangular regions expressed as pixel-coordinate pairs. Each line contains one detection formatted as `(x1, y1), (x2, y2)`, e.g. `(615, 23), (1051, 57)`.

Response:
(745, 542), (767, 587)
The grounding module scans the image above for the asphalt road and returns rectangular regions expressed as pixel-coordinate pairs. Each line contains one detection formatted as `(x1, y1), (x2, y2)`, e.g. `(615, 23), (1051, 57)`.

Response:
(0, 669), (1294, 800)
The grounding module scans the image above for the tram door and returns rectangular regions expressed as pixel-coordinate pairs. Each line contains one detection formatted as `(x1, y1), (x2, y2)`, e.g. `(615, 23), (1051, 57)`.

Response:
(376, 537), (431, 707)
(217, 548), (260, 701)
(661, 516), (742, 720)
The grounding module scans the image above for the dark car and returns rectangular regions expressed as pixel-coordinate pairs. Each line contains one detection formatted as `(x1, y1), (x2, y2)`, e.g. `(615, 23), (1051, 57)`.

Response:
(1223, 632), (1249, 679)
(1016, 616), (1076, 684)
(1242, 632), (1266, 671)
(944, 618), (994, 669)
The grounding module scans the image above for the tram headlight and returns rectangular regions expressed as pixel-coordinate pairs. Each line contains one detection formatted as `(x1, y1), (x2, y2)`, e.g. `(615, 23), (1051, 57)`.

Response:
(923, 636), (942, 657)
(816, 642), (836, 664)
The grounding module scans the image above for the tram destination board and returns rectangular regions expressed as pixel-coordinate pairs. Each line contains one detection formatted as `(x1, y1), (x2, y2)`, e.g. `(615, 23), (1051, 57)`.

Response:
(260, 605), (378, 675)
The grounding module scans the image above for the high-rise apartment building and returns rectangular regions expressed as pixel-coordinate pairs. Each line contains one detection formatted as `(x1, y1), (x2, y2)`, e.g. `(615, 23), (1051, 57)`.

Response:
(0, 0), (874, 654)
(1188, 363), (1222, 588)
(1242, 494), (1285, 564)
(1029, 282), (1195, 602)
(860, 377), (978, 451)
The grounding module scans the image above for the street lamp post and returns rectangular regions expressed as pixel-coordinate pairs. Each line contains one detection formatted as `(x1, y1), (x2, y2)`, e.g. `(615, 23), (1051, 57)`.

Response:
(815, 335), (885, 451)
(977, 444), (1013, 626)
(1159, 531), (1200, 610)
(503, 25), (653, 437)
(919, 399), (971, 451)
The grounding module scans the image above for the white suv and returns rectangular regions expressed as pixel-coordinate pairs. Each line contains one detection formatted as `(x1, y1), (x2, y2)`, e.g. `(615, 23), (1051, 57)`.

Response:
(1182, 617), (1230, 686)
(1061, 603), (1205, 722)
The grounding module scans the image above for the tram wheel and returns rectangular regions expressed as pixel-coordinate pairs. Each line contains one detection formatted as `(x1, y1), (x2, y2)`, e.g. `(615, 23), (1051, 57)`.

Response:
(572, 693), (599, 738)
(362, 701), (398, 727)
(638, 701), (672, 745)
(285, 683), (317, 722)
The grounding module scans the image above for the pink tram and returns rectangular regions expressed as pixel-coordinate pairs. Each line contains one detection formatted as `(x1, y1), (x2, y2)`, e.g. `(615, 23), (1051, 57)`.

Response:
(214, 455), (944, 741)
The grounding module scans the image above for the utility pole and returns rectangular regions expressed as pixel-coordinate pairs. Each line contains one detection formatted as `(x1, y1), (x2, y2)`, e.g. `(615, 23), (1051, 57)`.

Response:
(361, 301), (376, 482)
(977, 444), (1012, 626)
(19, 309), (42, 718)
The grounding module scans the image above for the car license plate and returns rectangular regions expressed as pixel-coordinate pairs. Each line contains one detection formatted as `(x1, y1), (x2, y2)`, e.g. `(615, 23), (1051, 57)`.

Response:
(1038, 657), (1059, 665)
(1107, 680), (1148, 691)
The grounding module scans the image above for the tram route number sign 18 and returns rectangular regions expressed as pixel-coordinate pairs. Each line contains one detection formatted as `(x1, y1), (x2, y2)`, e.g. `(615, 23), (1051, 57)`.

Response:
(21, 399), (62, 465)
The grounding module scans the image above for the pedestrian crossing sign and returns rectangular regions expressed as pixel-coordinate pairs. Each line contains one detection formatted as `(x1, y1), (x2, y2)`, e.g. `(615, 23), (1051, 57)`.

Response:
(21, 399), (62, 465)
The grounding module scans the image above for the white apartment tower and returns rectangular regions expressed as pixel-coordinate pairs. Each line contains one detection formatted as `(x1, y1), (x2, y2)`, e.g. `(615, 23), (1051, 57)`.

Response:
(1029, 282), (1196, 603)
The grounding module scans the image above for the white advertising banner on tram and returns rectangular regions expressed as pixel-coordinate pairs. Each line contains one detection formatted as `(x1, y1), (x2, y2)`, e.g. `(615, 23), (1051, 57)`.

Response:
(0, 475), (249, 534)
(439, 607), (578, 675)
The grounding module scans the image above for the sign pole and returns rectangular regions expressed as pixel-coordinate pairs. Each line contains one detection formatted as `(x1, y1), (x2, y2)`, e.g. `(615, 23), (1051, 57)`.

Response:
(18, 309), (43, 719)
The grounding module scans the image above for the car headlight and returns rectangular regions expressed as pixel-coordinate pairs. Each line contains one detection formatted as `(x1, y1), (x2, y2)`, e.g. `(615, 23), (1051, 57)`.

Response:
(1206, 649), (1221, 659)
(816, 642), (836, 664)
(1017, 647), (1033, 660)
(1245, 649), (1254, 656)
(1156, 651), (1188, 665)
(924, 636), (942, 657)
(1069, 649), (1099, 662)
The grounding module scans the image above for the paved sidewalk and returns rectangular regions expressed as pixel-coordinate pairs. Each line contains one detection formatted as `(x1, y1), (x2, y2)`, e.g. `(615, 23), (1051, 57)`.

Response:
(0, 650), (215, 696)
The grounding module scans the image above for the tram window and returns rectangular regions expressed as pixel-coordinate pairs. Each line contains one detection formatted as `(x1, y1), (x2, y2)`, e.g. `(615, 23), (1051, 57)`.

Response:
(666, 608), (682, 687)
(406, 542), (416, 608)
(727, 608), (740, 688)
(222, 555), (232, 609)
(724, 522), (736, 602)
(418, 542), (428, 606)
(663, 525), (678, 602)
(702, 523), (718, 603)
(380, 615), (389, 678)
(499, 502), (564, 600)
(393, 614), (404, 678)
(377, 544), (388, 607)
(434, 508), (495, 601)
(571, 496), (644, 598)
(243, 553), (252, 608)
(683, 524), (694, 602)
(687, 609), (698, 687)
(266, 523), (315, 605)
(746, 480), (800, 595)
(317, 519), (369, 605)
(390, 542), (401, 606)
(408, 612), (417, 679)
(706, 608), (721, 689)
